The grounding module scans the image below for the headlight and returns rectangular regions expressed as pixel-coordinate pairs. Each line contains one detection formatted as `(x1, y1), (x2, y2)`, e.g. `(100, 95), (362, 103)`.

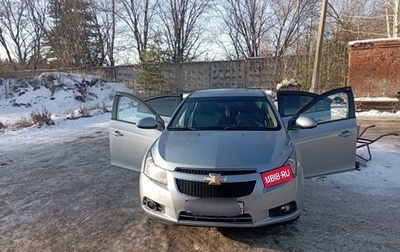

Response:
(285, 151), (297, 176)
(261, 151), (297, 188)
(144, 152), (167, 184)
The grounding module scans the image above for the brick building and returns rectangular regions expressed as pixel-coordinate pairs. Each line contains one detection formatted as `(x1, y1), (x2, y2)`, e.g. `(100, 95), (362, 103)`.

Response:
(348, 38), (400, 98)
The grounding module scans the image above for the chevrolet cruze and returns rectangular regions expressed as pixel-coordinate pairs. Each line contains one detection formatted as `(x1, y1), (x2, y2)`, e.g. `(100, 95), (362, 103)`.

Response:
(109, 87), (357, 227)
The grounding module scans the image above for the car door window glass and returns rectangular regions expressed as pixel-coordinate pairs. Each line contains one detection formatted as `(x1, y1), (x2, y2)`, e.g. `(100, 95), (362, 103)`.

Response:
(116, 96), (154, 124)
(147, 97), (181, 117)
(301, 91), (349, 123)
(279, 94), (314, 117)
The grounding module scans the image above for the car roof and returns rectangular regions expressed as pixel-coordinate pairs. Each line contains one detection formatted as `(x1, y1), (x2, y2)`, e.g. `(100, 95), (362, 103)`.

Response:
(188, 88), (266, 98)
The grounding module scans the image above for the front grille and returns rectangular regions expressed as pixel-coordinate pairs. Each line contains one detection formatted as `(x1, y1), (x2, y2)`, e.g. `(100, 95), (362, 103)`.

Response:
(175, 168), (257, 176)
(179, 212), (253, 224)
(175, 179), (256, 198)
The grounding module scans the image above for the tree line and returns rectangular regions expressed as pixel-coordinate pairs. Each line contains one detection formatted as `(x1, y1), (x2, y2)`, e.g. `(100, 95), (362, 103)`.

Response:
(0, 0), (399, 90)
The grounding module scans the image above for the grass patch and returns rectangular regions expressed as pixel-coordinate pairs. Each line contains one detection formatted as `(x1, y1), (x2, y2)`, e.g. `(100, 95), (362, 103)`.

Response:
(79, 106), (93, 117)
(65, 104), (104, 120)
(30, 108), (54, 126)
(0, 122), (7, 131)
(14, 117), (34, 129)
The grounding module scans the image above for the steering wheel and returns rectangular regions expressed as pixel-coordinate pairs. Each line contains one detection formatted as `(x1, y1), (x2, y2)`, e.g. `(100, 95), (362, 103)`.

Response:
(237, 115), (264, 127)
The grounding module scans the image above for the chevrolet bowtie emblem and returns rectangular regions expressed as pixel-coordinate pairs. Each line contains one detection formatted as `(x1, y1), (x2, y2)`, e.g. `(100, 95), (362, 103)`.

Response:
(203, 173), (227, 185)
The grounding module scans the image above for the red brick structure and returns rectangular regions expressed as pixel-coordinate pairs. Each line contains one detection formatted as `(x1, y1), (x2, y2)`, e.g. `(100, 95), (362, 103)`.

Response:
(348, 38), (400, 98)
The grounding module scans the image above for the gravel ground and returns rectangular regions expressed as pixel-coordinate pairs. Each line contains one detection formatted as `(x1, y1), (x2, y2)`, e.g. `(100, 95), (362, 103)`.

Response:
(0, 117), (399, 252)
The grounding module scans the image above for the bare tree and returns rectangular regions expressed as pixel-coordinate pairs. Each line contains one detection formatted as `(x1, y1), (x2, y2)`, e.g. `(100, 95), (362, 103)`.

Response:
(157, 0), (212, 62)
(275, 0), (317, 90)
(118, 0), (157, 62)
(26, 0), (48, 69)
(327, 0), (386, 39)
(268, 0), (316, 59)
(218, 0), (273, 59)
(385, 0), (400, 37)
(0, 0), (33, 69)
(0, 26), (13, 65)
(253, 0), (317, 85)
(90, 0), (117, 66)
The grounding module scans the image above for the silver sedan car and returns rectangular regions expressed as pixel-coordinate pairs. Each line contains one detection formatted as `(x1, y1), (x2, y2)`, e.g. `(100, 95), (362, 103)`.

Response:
(109, 87), (357, 227)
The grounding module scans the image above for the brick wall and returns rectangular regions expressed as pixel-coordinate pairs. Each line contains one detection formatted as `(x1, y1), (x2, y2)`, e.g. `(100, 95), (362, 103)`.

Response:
(348, 38), (400, 97)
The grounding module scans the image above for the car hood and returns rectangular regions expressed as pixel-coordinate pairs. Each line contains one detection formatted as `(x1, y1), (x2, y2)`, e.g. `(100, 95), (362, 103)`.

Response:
(151, 130), (292, 171)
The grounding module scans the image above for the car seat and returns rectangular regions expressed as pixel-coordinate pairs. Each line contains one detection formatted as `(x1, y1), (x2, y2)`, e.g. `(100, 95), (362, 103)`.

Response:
(193, 103), (221, 127)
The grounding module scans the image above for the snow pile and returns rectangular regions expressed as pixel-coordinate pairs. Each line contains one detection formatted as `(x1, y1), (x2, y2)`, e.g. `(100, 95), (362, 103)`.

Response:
(0, 72), (132, 128)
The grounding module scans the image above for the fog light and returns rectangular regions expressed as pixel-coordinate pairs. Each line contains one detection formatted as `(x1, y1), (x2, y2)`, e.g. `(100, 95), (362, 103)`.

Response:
(143, 197), (165, 213)
(269, 201), (297, 217)
(280, 204), (292, 214)
(146, 200), (157, 210)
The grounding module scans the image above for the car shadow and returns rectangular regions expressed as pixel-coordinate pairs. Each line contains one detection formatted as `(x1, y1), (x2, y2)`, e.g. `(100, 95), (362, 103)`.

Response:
(216, 220), (301, 247)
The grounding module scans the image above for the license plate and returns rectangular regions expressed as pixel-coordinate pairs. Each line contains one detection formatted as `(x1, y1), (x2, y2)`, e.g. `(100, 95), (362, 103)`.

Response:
(184, 198), (242, 216)
(261, 164), (294, 188)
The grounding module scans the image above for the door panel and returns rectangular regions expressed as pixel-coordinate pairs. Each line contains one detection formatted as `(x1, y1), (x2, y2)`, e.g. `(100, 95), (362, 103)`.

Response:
(290, 118), (357, 178)
(284, 87), (357, 178)
(110, 92), (165, 171)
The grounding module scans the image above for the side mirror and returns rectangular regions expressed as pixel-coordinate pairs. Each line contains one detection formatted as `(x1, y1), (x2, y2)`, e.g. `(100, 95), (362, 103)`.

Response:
(137, 117), (158, 129)
(288, 115), (317, 130)
(294, 115), (317, 129)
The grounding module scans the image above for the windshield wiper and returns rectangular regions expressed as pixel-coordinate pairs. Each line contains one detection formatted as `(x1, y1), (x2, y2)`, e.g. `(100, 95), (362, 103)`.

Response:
(168, 126), (197, 131)
(223, 125), (242, 130)
(223, 125), (265, 130)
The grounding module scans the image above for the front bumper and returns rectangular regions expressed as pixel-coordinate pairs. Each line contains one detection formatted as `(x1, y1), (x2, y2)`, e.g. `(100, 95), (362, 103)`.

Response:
(139, 169), (303, 228)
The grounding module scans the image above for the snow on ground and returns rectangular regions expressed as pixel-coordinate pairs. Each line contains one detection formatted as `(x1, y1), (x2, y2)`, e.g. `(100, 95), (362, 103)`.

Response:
(321, 143), (400, 196)
(355, 97), (399, 102)
(357, 109), (400, 117)
(0, 113), (110, 150)
(1, 73), (400, 196)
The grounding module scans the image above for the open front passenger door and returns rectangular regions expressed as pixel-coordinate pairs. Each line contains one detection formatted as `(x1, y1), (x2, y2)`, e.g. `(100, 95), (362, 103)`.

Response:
(278, 87), (357, 178)
(109, 92), (166, 171)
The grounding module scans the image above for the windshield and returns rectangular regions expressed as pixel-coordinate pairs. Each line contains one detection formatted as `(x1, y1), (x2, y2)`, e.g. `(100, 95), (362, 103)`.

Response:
(168, 96), (281, 131)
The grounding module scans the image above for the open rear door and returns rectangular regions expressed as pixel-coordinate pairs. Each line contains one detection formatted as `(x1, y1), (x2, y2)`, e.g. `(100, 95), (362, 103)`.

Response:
(278, 87), (357, 178)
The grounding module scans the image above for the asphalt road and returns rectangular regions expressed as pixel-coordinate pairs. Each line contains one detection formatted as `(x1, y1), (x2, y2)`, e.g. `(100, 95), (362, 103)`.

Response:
(0, 116), (399, 252)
